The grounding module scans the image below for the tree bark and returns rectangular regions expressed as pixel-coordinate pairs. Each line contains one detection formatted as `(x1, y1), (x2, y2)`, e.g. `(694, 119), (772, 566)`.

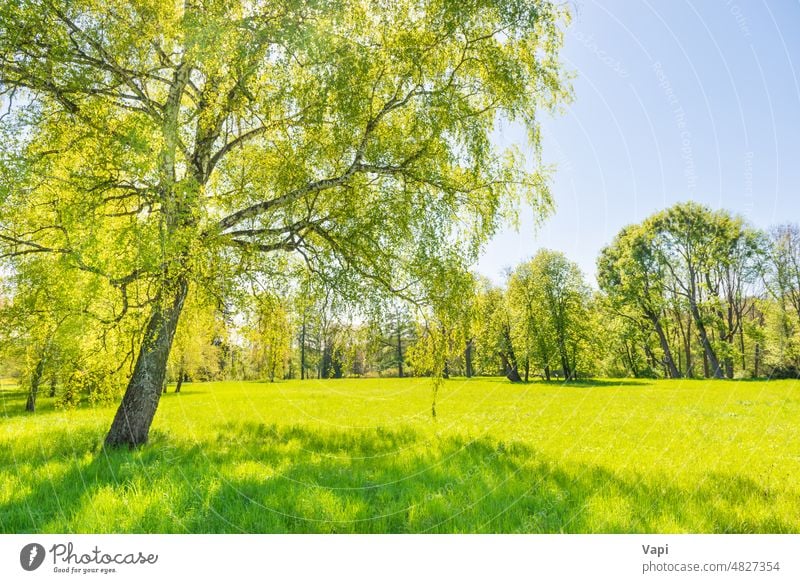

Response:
(500, 323), (521, 382)
(104, 278), (189, 448)
(501, 354), (522, 382)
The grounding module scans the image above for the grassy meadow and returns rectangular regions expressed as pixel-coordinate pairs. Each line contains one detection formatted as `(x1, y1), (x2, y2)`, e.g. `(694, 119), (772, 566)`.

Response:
(1, 376), (799, 533)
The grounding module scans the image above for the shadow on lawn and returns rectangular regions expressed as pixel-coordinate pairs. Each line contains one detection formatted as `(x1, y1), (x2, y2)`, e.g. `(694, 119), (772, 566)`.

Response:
(0, 421), (794, 534)
(553, 378), (650, 387)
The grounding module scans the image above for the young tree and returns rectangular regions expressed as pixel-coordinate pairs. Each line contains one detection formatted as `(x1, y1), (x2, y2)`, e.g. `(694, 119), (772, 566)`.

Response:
(368, 300), (416, 377)
(1, 1), (571, 446)
(245, 293), (291, 382)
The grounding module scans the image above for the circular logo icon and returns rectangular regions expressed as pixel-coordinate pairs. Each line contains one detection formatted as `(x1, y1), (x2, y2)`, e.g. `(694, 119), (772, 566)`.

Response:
(20, 543), (46, 571)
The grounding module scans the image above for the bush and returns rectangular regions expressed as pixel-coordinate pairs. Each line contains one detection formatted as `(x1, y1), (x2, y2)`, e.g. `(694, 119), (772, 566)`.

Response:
(56, 368), (121, 408)
(768, 365), (800, 379)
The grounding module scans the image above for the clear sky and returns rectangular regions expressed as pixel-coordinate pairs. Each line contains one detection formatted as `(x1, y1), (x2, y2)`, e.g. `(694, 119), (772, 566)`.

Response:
(476, 0), (800, 285)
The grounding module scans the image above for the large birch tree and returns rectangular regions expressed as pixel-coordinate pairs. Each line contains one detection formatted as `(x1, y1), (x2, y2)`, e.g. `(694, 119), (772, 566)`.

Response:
(1, 0), (570, 446)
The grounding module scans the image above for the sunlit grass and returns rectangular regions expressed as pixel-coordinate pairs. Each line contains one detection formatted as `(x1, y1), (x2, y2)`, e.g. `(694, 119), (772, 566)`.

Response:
(1, 376), (798, 533)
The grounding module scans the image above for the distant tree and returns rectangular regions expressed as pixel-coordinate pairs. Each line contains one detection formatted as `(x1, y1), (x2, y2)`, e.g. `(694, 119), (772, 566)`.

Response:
(169, 292), (225, 390)
(472, 283), (521, 382)
(363, 298), (417, 377)
(591, 293), (652, 378)
(511, 250), (590, 381)
(768, 224), (800, 323)
(0, 255), (138, 411)
(598, 224), (682, 378)
(507, 260), (556, 380)
(764, 224), (800, 375)
(649, 203), (764, 379)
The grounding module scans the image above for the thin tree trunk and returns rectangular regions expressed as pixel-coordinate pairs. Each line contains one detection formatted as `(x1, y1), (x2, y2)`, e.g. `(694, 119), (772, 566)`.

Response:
(300, 321), (306, 380)
(684, 315), (693, 377)
(644, 343), (658, 372)
(623, 340), (638, 378)
(689, 300), (724, 379)
(544, 365), (551, 382)
(105, 278), (189, 448)
(754, 342), (761, 377)
(25, 357), (45, 413)
(739, 324), (746, 373)
(465, 338), (474, 378)
(175, 362), (185, 393)
(48, 373), (57, 398)
(650, 316), (682, 378)
(502, 354), (522, 382)
(559, 348), (572, 381)
(397, 326), (403, 378)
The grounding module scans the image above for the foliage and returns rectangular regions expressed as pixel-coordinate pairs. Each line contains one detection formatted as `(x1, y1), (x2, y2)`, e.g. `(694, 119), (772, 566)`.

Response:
(507, 249), (591, 380)
(168, 290), (226, 384)
(1, 0), (573, 443)
(598, 202), (770, 380)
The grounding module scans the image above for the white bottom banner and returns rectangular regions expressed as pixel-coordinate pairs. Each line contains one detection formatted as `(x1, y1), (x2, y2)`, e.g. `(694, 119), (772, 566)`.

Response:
(1, 534), (797, 582)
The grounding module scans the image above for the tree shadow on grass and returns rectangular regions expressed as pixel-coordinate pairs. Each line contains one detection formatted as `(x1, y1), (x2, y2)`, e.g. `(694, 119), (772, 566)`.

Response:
(566, 379), (650, 388)
(0, 422), (796, 534)
(520, 378), (651, 388)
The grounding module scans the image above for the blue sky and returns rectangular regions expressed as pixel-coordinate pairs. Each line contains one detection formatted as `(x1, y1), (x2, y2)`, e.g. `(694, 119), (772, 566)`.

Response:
(476, 0), (800, 285)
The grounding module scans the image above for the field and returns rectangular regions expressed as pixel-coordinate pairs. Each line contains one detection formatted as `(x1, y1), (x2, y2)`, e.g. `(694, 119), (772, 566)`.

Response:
(1, 377), (799, 533)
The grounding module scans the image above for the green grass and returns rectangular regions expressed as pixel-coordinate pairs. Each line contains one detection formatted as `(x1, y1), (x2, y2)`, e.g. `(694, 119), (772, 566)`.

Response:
(1, 376), (799, 533)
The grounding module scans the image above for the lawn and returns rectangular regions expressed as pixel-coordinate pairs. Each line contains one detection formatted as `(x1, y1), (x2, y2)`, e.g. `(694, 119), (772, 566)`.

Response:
(1, 377), (798, 533)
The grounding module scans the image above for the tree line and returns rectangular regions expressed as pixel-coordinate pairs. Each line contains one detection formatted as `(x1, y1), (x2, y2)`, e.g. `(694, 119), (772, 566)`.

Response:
(6, 202), (800, 417)
(237, 202), (800, 385)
